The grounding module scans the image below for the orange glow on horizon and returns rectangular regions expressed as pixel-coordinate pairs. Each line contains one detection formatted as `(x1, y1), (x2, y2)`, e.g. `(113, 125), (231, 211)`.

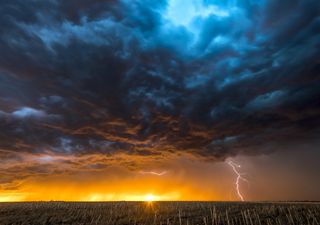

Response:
(1, 189), (201, 202)
(0, 159), (237, 202)
(0, 178), (224, 202)
(85, 192), (179, 202)
(0, 193), (26, 202)
(144, 194), (156, 202)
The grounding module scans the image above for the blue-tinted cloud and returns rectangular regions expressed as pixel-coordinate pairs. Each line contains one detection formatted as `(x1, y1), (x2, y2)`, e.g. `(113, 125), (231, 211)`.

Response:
(0, 0), (319, 161)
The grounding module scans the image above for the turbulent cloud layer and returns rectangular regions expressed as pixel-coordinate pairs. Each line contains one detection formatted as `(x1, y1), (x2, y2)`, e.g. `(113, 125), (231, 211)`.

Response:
(0, 0), (320, 168)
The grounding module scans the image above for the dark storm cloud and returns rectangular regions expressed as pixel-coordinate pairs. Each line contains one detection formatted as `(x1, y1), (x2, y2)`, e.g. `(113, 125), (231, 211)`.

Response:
(0, 0), (319, 162)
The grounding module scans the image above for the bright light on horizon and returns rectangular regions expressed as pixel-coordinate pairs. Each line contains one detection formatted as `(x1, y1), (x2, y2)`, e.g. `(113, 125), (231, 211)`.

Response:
(84, 192), (180, 202)
(0, 193), (26, 202)
(144, 194), (156, 202)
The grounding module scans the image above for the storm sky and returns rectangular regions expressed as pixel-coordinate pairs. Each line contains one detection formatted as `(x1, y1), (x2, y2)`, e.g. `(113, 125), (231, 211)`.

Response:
(0, 0), (320, 201)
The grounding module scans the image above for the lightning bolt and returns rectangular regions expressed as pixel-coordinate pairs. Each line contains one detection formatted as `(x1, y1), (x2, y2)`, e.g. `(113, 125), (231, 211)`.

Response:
(227, 160), (248, 202)
(139, 171), (168, 176)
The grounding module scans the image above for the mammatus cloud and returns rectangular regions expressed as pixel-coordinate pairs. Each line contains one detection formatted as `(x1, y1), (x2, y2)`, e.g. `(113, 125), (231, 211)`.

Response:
(0, 0), (319, 183)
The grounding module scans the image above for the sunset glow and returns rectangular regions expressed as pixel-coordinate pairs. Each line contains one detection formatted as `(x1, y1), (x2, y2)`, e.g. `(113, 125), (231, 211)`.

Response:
(144, 194), (156, 202)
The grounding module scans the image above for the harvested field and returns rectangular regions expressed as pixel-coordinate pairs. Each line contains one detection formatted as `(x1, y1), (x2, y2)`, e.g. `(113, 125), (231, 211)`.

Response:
(0, 202), (319, 225)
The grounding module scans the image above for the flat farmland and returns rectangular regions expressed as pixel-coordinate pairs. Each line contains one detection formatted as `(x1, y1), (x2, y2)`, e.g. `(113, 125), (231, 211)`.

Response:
(0, 202), (319, 225)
